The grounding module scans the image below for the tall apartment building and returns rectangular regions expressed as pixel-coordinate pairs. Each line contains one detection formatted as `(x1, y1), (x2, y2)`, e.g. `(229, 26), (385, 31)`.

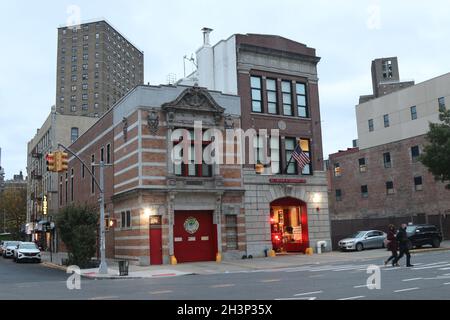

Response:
(180, 30), (331, 256)
(56, 20), (144, 117)
(0, 148), (5, 193)
(359, 57), (415, 104)
(328, 63), (450, 246)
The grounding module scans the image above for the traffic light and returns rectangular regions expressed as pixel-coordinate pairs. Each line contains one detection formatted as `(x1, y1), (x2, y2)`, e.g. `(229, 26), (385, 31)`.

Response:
(46, 153), (56, 172)
(60, 152), (69, 172)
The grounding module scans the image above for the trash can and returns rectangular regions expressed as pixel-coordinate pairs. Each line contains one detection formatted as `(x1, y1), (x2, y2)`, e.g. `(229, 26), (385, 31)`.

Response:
(118, 260), (129, 276)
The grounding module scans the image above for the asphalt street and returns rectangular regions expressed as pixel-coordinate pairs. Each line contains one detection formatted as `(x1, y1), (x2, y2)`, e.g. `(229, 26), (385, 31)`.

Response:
(1, 250), (450, 300)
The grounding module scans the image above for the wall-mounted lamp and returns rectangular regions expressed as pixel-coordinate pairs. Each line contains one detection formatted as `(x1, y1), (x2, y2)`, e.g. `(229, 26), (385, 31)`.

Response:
(147, 111), (160, 134)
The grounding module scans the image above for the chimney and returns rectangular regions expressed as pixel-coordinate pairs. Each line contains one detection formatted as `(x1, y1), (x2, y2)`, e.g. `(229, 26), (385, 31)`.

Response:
(201, 27), (213, 47)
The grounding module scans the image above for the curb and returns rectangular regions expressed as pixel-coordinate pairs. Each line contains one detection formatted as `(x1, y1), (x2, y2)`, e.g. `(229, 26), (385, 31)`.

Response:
(42, 261), (67, 272)
(411, 247), (450, 254)
(80, 272), (195, 280)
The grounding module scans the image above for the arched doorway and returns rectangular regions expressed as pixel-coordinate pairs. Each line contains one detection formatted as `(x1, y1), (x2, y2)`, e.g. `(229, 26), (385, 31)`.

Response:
(270, 197), (309, 253)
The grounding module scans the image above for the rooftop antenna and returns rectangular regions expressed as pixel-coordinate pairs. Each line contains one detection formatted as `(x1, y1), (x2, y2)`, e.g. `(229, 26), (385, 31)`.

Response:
(183, 54), (197, 77)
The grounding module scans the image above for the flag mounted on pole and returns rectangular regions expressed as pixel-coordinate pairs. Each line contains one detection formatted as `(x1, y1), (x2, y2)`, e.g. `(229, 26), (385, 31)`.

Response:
(292, 143), (310, 171)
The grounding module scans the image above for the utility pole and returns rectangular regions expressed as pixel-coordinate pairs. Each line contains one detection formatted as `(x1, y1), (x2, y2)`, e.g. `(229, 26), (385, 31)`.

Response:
(58, 144), (111, 275)
(3, 209), (5, 234)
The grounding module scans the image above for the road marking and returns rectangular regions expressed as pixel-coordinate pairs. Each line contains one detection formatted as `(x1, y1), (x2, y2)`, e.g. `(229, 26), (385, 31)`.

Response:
(353, 284), (369, 288)
(294, 291), (323, 296)
(402, 278), (422, 282)
(338, 296), (365, 300)
(260, 279), (281, 283)
(276, 297), (317, 300)
(444, 283), (450, 285)
(210, 284), (235, 288)
(438, 267), (450, 270)
(394, 287), (419, 293)
(149, 290), (173, 295)
(309, 274), (324, 278)
(413, 264), (450, 270)
(89, 296), (118, 300)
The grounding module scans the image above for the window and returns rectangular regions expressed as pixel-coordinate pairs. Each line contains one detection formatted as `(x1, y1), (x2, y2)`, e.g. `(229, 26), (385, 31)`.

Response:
(383, 152), (391, 168)
(335, 189), (342, 201)
(334, 163), (341, 177)
(253, 135), (266, 165)
(120, 210), (131, 228)
(382, 60), (393, 79)
(70, 169), (74, 202)
(70, 105), (76, 112)
(95, 52), (100, 59)
(83, 44), (88, 51)
(71, 55), (77, 62)
(106, 144), (111, 164)
(414, 176), (423, 191)
(383, 114), (390, 128)
(270, 136), (280, 174)
(359, 158), (367, 172)
(60, 96), (65, 102)
(411, 146), (420, 162)
(96, 33), (100, 39)
(410, 106), (417, 120)
(71, 127), (79, 143)
(82, 104), (88, 111)
(299, 139), (312, 175)
(250, 76), (262, 112)
(282, 81), (293, 116)
(266, 79), (277, 114)
(94, 92), (99, 99)
(296, 83), (308, 117)
(438, 97), (446, 112)
(368, 119), (374, 132)
(173, 130), (212, 177)
(60, 87), (65, 93)
(225, 215), (238, 250)
(71, 75), (77, 82)
(100, 147), (104, 163)
(82, 84), (88, 90)
(94, 103), (99, 109)
(71, 95), (76, 102)
(71, 85), (76, 92)
(386, 181), (395, 195)
(361, 185), (368, 198)
(95, 82), (99, 88)
(82, 74), (88, 80)
(83, 64), (88, 70)
(83, 35), (88, 41)
(71, 65), (77, 72)
(285, 138), (297, 174)
(82, 164), (85, 179)
(82, 94), (88, 101)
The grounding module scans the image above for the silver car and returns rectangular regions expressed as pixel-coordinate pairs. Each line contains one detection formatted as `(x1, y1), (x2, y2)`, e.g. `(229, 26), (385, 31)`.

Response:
(338, 230), (387, 252)
(2, 241), (22, 258)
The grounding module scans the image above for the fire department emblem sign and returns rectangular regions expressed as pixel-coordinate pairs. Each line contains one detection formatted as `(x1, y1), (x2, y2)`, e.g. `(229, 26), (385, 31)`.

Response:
(184, 217), (200, 235)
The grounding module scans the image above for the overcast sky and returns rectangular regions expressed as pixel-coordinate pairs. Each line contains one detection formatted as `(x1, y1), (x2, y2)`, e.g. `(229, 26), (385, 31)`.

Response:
(1, 0), (450, 179)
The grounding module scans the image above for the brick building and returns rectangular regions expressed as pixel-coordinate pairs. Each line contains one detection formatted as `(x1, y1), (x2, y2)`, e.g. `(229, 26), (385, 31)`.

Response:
(329, 68), (450, 247)
(59, 84), (244, 265)
(179, 30), (331, 256)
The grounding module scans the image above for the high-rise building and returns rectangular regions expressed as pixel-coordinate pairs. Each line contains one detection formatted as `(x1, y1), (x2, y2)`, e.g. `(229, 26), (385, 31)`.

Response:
(56, 20), (144, 117)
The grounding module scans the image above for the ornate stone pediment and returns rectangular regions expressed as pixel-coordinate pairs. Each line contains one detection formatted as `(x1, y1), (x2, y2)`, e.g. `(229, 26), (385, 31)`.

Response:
(162, 86), (225, 115)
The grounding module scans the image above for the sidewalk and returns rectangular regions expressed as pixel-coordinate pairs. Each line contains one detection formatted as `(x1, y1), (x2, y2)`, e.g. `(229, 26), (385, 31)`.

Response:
(41, 240), (450, 279)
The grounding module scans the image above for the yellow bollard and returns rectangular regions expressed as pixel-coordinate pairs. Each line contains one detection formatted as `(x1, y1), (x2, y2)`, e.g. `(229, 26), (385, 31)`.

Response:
(170, 255), (177, 265)
(305, 248), (314, 255)
(268, 250), (276, 257)
(216, 252), (222, 263)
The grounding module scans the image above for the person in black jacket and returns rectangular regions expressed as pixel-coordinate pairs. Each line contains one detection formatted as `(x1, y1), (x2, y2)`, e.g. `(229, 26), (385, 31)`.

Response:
(384, 224), (399, 266)
(393, 224), (414, 267)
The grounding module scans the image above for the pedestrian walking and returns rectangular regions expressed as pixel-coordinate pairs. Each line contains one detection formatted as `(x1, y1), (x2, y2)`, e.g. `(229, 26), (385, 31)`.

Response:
(384, 224), (399, 266)
(392, 223), (414, 267)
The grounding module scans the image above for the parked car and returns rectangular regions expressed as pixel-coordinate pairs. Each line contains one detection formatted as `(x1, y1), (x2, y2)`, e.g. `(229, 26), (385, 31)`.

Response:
(406, 224), (442, 249)
(0, 241), (9, 255)
(2, 241), (22, 258)
(338, 230), (387, 252)
(13, 242), (41, 263)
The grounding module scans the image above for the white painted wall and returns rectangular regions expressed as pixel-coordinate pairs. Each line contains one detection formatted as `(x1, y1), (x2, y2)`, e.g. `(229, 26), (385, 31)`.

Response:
(356, 72), (450, 149)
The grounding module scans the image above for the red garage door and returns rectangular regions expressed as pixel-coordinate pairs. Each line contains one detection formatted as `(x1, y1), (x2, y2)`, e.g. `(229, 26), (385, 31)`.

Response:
(174, 211), (216, 263)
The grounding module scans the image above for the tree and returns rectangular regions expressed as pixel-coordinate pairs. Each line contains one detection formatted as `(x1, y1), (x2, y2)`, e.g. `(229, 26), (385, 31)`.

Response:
(57, 205), (98, 268)
(420, 109), (450, 189)
(0, 187), (27, 239)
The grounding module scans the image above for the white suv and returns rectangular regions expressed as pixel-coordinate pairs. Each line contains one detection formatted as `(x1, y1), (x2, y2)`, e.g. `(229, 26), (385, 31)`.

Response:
(2, 241), (21, 258)
(13, 242), (41, 263)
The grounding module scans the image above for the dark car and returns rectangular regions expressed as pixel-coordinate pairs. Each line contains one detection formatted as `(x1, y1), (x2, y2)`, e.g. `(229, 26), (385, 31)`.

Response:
(406, 224), (442, 249)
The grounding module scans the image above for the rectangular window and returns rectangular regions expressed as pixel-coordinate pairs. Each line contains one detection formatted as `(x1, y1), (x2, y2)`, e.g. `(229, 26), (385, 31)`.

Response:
(359, 158), (367, 172)
(383, 114), (390, 128)
(70, 105), (76, 112)
(71, 127), (79, 143)
(121, 211), (126, 229)
(266, 79), (277, 114)
(83, 44), (88, 51)
(361, 185), (368, 198)
(438, 97), (446, 112)
(296, 83), (308, 118)
(414, 176), (423, 191)
(386, 181), (395, 195)
(225, 215), (238, 250)
(82, 74), (88, 80)
(100, 147), (104, 163)
(368, 119), (374, 132)
(82, 104), (88, 111)
(126, 211), (131, 228)
(82, 94), (88, 100)
(334, 163), (341, 177)
(253, 135), (266, 165)
(82, 164), (85, 179)
(71, 75), (77, 82)
(82, 84), (88, 90)
(83, 64), (88, 70)
(282, 81), (293, 116)
(270, 136), (280, 174)
(83, 35), (88, 41)
(250, 76), (262, 113)
(410, 106), (417, 120)
(173, 130), (212, 177)
(299, 139), (312, 175)
(284, 138), (297, 175)
(71, 65), (77, 72)
(335, 189), (342, 201)
(411, 146), (420, 162)
(383, 152), (391, 168)
(106, 144), (111, 164)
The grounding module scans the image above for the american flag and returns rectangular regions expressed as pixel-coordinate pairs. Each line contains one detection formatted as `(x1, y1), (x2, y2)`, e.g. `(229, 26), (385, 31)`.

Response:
(292, 143), (310, 170)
